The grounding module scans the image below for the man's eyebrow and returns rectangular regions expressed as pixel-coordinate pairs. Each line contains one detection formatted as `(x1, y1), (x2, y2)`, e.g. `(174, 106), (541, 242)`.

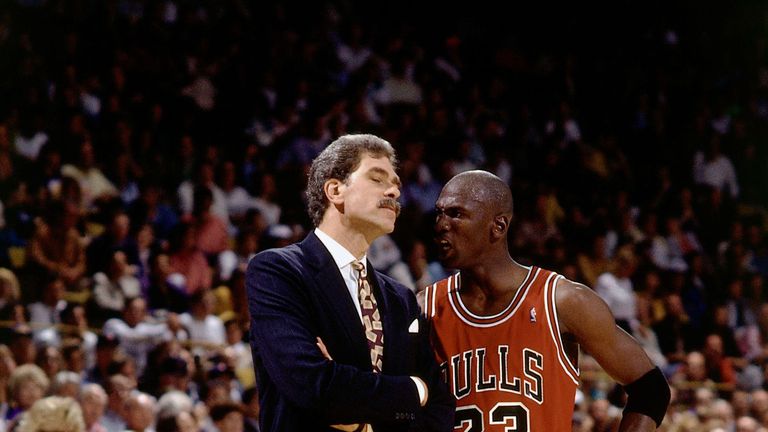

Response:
(368, 167), (401, 187)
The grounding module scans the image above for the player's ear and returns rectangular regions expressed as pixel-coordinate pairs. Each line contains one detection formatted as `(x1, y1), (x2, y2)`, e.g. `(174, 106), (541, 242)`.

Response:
(324, 179), (345, 205)
(492, 214), (509, 238)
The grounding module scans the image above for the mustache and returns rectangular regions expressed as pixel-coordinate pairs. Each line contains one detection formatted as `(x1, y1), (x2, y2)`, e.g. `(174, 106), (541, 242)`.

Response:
(378, 198), (402, 216)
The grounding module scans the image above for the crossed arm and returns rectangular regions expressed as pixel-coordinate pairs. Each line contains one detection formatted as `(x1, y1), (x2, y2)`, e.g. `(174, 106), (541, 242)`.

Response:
(248, 251), (453, 430)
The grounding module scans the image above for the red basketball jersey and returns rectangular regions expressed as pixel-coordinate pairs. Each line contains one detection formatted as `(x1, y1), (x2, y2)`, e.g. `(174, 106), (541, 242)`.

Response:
(424, 267), (579, 432)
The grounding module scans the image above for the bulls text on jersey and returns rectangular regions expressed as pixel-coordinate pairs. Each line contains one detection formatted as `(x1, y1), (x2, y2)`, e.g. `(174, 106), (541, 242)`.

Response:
(441, 345), (544, 405)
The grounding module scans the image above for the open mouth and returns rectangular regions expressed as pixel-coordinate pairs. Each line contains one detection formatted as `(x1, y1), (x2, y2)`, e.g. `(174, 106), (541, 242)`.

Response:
(436, 238), (452, 252)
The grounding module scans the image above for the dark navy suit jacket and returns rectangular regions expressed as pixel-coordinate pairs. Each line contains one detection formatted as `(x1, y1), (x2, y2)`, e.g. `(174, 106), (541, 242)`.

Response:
(247, 232), (455, 431)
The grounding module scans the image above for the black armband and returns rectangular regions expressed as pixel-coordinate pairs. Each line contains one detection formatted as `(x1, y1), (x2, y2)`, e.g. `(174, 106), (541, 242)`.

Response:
(622, 366), (670, 427)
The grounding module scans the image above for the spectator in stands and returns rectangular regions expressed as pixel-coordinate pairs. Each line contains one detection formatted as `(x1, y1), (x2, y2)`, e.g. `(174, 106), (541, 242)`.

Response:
(218, 229), (259, 283)
(241, 386), (260, 432)
(0, 268), (20, 322)
(224, 316), (254, 394)
(594, 245), (639, 334)
(61, 138), (119, 210)
(16, 395), (85, 432)
(27, 199), (85, 291)
(654, 292), (698, 366)
(36, 345), (64, 380)
(178, 161), (229, 225)
(61, 338), (87, 377)
(79, 383), (108, 432)
(128, 181), (179, 242)
(250, 173), (281, 227)
(576, 232), (611, 287)
(123, 392), (156, 432)
(190, 185), (229, 257)
(693, 135), (740, 200)
(168, 222), (212, 295)
(101, 374), (135, 432)
(147, 252), (189, 313)
(50, 370), (82, 398)
(5, 364), (49, 427)
(27, 274), (66, 328)
(86, 210), (138, 276)
(91, 251), (141, 322)
(103, 297), (182, 375)
(180, 290), (225, 355)
(155, 410), (198, 432)
(8, 324), (34, 366)
(218, 160), (257, 223)
(210, 401), (246, 432)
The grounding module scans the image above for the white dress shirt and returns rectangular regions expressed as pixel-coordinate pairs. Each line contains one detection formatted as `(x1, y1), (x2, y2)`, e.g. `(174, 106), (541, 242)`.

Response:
(315, 228), (367, 322)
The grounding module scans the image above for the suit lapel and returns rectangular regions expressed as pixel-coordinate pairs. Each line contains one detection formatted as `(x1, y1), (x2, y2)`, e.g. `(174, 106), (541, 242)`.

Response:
(300, 233), (368, 357)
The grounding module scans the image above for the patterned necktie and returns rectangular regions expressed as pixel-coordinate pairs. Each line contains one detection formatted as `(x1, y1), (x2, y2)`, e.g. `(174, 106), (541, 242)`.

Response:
(351, 260), (384, 372)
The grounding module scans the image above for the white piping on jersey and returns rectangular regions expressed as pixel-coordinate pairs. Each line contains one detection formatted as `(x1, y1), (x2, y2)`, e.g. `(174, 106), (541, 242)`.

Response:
(424, 282), (434, 317)
(424, 278), (440, 318)
(431, 277), (439, 317)
(544, 273), (580, 385)
(448, 267), (537, 328)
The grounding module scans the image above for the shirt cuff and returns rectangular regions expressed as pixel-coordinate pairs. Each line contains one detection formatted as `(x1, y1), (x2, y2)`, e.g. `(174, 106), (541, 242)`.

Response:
(409, 376), (427, 407)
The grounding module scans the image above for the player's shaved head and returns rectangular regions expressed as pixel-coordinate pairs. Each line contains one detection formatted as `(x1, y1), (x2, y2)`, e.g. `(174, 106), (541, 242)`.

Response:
(443, 170), (513, 216)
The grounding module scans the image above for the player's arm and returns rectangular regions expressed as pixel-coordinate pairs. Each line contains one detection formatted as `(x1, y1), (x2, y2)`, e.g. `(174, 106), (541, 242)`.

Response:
(556, 279), (670, 431)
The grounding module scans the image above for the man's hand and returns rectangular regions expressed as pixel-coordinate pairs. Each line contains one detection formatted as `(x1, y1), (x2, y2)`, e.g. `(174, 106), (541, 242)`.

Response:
(317, 337), (333, 360)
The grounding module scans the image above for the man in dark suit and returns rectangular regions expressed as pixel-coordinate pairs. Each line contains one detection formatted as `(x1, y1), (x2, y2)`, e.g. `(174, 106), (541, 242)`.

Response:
(247, 134), (454, 431)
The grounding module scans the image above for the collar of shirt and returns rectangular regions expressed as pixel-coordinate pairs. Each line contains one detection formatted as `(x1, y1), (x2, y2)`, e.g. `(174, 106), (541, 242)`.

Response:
(315, 228), (367, 321)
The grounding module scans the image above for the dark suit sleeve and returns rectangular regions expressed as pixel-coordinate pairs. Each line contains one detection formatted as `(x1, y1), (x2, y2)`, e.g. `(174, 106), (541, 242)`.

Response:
(247, 250), (422, 425)
(404, 292), (456, 432)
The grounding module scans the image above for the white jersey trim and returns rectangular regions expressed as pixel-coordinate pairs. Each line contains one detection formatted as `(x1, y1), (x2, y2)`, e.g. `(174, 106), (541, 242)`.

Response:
(544, 273), (580, 385)
(424, 282), (434, 317)
(448, 267), (537, 328)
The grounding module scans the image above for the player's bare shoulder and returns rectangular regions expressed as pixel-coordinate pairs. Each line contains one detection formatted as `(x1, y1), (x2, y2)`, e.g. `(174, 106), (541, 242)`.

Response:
(553, 276), (608, 336)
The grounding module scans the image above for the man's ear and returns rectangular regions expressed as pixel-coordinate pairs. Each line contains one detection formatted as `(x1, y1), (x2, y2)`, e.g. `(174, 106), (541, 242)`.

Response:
(324, 179), (345, 205)
(492, 214), (510, 238)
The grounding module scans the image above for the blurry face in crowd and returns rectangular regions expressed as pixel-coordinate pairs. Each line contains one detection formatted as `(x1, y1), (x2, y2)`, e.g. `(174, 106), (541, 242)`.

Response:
(16, 379), (44, 409)
(137, 224), (154, 249)
(176, 411), (198, 432)
(56, 381), (80, 398)
(125, 298), (147, 327)
(216, 411), (244, 432)
(113, 214), (131, 241)
(125, 395), (155, 431)
(226, 322), (243, 345)
(80, 391), (107, 426)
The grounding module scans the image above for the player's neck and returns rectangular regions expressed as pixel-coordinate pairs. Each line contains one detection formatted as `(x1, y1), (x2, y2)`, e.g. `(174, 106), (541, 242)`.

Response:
(460, 257), (526, 314)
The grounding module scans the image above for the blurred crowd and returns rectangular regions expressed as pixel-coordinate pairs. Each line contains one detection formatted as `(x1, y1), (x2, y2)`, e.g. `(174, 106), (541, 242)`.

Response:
(0, 0), (767, 431)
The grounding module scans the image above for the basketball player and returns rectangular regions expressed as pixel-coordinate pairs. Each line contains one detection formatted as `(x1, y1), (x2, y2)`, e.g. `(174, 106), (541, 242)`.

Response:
(422, 170), (670, 431)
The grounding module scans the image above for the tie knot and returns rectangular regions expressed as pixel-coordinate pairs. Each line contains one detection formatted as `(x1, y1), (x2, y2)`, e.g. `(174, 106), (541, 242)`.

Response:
(351, 260), (366, 278)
